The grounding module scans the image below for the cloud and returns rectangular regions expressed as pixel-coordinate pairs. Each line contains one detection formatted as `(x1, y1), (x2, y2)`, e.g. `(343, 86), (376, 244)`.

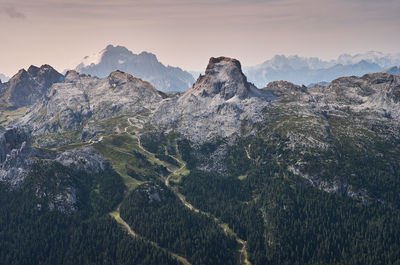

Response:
(2, 5), (26, 19)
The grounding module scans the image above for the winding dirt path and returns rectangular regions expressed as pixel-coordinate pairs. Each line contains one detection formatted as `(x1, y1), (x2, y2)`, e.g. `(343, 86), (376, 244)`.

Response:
(132, 130), (251, 265)
(115, 117), (250, 265)
(110, 204), (192, 265)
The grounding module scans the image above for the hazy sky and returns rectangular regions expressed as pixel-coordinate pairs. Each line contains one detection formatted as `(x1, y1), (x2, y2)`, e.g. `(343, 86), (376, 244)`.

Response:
(0, 0), (399, 76)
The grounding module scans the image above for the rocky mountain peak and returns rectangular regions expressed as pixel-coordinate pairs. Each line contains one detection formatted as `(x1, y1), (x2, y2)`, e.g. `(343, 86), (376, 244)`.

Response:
(191, 56), (251, 100)
(27, 65), (40, 75)
(5, 64), (64, 107)
(64, 70), (80, 82)
(75, 45), (194, 93)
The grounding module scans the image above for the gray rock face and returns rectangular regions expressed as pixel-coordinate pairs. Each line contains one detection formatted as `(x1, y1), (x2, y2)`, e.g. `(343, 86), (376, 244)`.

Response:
(0, 127), (35, 186)
(56, 147), (107, 175)
(75, 45), (195, 93)
(152, 57), (275, 142)
(18, 70), (166, 138)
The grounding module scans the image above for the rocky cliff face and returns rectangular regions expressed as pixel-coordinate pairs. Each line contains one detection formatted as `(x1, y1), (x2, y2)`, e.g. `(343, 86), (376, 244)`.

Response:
(3, 65), (64, 108)
(151, 57), (274, 142)
(191, 57), (251, 100)
(0, 127), (35, 186)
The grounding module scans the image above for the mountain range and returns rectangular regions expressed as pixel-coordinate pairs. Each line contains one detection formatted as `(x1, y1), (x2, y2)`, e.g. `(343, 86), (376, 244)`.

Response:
(244, 51), (400, 87)
(75, 45), (195, 93)
(1, 53), (400, 264)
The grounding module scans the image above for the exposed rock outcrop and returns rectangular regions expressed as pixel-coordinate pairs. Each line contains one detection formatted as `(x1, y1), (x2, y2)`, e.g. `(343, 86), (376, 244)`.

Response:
(0, 127), (35, 186)
(56, 147), (108, 175)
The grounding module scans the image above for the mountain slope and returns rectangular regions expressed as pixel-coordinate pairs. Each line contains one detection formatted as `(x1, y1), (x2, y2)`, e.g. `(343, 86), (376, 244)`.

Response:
(75, 45), (195, 93)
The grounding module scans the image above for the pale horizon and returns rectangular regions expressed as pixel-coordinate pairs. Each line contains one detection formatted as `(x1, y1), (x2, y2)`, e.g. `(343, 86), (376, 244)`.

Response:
(1, 0), (400, 77)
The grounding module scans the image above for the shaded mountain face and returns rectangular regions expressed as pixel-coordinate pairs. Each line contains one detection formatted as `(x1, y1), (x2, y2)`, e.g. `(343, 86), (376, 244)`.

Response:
(75, 45), (195, 93)
(0, 65), (63, 108)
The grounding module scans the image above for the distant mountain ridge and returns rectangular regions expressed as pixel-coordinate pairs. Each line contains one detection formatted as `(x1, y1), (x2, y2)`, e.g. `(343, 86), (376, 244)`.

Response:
(75, 45), (195, 93)
(244, 51), (400, 87)
(385, 66), (400, 76)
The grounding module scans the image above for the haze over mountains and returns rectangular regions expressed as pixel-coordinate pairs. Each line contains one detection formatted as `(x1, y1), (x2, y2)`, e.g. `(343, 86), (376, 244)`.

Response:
(244, 51), (400, 87)
(72, 45), (400, 92)
(75, 45), (195, 93)
(4, 45), (400, 96)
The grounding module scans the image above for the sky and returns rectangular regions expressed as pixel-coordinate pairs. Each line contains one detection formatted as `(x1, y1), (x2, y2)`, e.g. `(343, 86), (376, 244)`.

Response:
(0, 0), (399, 76)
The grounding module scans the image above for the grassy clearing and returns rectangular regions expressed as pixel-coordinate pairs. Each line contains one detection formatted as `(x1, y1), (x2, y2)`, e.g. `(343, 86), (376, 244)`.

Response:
(93, 137), (145, 191)
(0, 107), (28, 126)
(238, 174), (248, 180)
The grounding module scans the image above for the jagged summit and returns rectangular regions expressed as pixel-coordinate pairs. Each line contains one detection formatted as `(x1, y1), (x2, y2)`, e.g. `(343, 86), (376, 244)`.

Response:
(189, 56), (254, 100)
(3, 64), (63, 107)
(75, 45), (195, 93)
